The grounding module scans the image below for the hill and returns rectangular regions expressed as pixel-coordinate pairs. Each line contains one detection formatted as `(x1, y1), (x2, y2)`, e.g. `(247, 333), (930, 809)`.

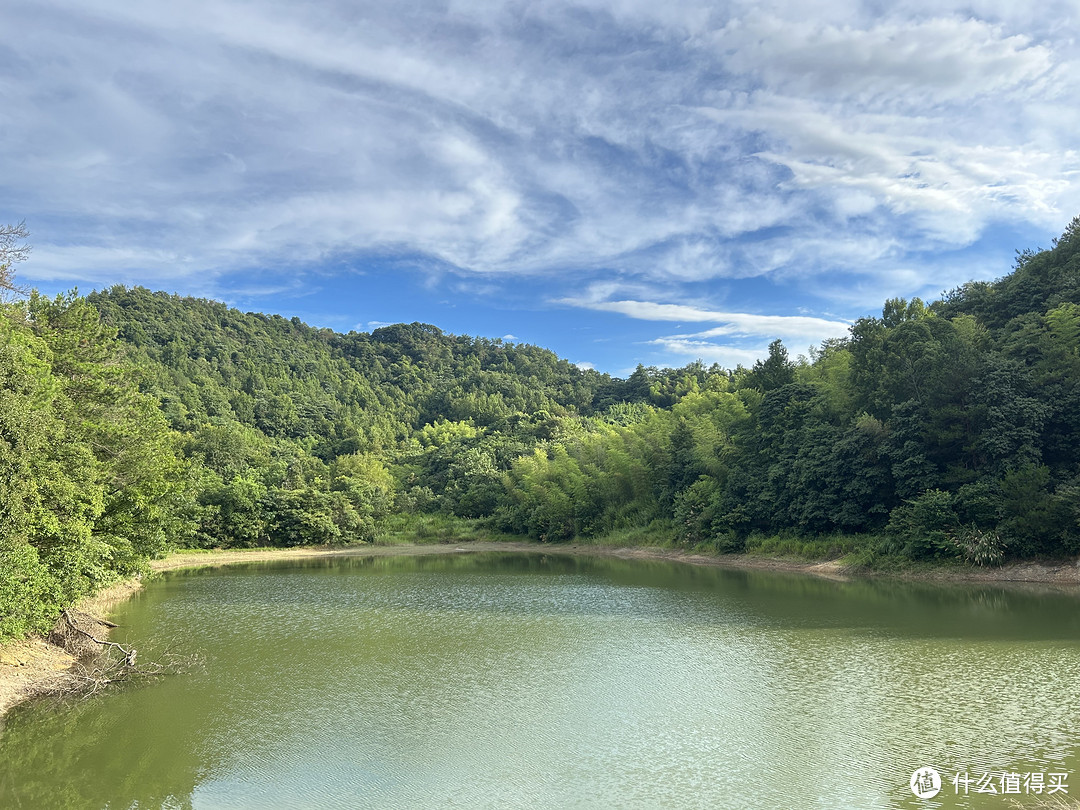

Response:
(4, 219), (1080, 638)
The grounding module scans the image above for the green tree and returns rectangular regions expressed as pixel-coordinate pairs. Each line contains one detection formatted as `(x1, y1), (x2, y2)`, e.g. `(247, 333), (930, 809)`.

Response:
(744, 339), (796, 392)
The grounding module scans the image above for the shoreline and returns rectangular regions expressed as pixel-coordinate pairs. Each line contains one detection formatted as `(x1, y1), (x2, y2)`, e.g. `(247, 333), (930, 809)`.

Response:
(4, 540), (1080, 724)
(150, 541), (1080, 586)
(0, 579), (144, 723)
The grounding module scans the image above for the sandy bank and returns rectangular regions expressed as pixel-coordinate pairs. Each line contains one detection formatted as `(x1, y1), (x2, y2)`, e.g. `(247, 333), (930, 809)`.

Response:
(149, 542), (862, 580)
(0, 580), (143, 724)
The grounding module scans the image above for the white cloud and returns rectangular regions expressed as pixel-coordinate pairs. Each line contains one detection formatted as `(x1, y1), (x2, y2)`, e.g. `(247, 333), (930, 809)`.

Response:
(558, 296), (850, 340)
(714, 16), (1054, 105)
(4, 0), (1080, 343)
(558, 293), (851, 368)
(647, 337), (774, 368)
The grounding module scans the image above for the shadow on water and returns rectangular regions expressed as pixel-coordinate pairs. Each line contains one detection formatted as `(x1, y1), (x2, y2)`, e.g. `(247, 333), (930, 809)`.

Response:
(0, 691), (207, 809)
(165, 550), (1080, 641)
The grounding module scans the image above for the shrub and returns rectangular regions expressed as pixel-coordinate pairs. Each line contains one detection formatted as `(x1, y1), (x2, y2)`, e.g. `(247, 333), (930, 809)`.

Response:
(885, 489), (959, 559)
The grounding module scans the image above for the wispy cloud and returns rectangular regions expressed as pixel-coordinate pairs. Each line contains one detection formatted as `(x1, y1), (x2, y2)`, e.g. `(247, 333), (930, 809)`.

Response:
(4, 0), (1079, 370)
(557, 296), (850, 340)
(558, 293), (851, 368)
(646, 338), (776, 369)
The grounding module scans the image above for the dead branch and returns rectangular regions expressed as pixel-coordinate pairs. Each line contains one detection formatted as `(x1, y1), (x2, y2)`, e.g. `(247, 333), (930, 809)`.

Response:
(39, 610), (204, 700)
(61, 610), (137, 665)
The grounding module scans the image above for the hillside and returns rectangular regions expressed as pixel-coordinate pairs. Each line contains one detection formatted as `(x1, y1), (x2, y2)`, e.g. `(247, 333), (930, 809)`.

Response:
(3, 220), (1080, 638)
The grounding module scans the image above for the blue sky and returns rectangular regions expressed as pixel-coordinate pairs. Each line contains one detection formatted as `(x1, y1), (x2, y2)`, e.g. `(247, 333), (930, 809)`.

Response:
(4, 0), (1080, 375)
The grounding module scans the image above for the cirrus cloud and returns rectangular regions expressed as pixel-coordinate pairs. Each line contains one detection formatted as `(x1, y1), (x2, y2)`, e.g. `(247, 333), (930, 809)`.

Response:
(3, 0), (1079, 370)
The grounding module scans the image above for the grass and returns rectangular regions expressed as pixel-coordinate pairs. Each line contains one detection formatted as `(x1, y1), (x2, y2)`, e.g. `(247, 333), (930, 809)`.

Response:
(374, 512), (521, 545)
(744, 531), (875, 560)
(738, 531), (979, 574)
(540, 525), (889, 567)
(568, 520), (680, 549)
(165, 516), (520, 555)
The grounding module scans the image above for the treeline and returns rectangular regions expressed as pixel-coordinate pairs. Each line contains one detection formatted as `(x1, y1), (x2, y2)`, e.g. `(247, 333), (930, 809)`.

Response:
(486, 222), (1080, 562)
(3, 219), (1080, 638)
(84, 286), (619, 549)
(0, 292), (192, 637)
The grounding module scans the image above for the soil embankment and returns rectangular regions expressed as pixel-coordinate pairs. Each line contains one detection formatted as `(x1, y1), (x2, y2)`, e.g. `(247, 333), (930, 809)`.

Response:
(0, 580), (143, 722)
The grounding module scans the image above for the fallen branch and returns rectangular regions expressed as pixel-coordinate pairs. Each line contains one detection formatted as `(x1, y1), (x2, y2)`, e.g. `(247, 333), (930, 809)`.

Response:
(34, 610), (204, 701)
(61, 610), (137, 666)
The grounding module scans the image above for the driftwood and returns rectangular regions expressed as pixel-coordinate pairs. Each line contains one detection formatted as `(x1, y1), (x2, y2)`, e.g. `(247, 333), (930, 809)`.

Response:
(37, 610), (201, 700)
(61, 610), (137, 665)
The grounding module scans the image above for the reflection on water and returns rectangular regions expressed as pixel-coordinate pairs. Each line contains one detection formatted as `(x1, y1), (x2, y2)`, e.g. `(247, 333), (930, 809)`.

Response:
(1, 552), (1079, 809)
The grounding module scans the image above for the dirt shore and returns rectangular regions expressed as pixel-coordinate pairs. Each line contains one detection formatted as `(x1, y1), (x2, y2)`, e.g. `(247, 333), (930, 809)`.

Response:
(148, 541), (1080, 584)
(4, 541), (1079, 724)
(0, 579), (143, 723)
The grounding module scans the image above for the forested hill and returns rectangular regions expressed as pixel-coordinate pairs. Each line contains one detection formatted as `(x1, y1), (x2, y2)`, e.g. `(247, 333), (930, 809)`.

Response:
(87, 286), (616, 452)
(3, 219), (1080, 639)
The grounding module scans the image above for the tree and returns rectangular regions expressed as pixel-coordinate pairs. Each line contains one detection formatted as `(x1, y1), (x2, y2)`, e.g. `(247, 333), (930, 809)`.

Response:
(0, 221), (30, 294)
(745, 340), (796, 392)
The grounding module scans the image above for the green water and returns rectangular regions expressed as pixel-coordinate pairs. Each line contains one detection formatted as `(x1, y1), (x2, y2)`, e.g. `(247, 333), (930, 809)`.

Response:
(2, 552), (1079, 809)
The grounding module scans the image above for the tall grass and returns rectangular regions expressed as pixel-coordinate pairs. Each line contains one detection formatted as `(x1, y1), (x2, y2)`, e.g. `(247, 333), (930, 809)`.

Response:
(375, 513), (519, 545)
(744, 531), (880, 561)
(568, 520), (680, 549)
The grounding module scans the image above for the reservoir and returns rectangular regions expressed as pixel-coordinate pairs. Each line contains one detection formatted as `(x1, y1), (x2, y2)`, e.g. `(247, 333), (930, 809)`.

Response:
(1, 551), (1079, 809)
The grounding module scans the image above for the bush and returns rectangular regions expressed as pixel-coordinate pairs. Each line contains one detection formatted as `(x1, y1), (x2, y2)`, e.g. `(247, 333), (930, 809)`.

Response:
(947, 525), (1006, 566)
(0, 540), (59, 639)
(885, 490), (959, 560)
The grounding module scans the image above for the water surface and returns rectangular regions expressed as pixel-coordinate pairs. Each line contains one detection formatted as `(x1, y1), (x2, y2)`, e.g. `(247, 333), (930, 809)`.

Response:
(2, 552), (1079, 809)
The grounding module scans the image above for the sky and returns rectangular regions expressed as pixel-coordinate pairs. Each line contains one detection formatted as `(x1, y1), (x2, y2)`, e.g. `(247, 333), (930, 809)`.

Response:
(4, 0), (1080, 376)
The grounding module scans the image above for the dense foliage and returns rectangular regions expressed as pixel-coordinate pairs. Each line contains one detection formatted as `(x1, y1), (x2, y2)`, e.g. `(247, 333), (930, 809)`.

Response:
(4, 218), (1080, 638)
(0, 292), (193, 637)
